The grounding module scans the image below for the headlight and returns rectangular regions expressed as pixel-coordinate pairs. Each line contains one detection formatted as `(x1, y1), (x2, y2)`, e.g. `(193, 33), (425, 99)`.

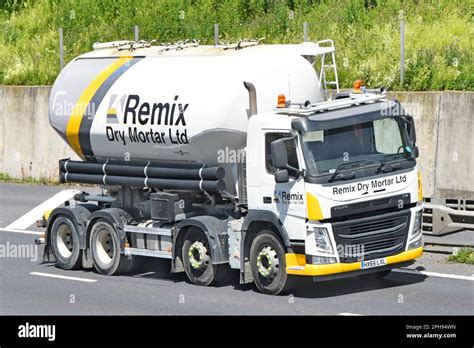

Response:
(408, 237), (423, 250)
(411, 210), (422, 240)
(313, 227), (333, 254)
(408, 210), (423, 250)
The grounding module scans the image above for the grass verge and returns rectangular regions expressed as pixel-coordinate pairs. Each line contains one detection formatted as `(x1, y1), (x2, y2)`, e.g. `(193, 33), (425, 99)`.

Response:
(448, 248), (474, 265)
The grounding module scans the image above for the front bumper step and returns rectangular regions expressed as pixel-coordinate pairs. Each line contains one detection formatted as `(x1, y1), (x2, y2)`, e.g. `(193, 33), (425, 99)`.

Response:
(285, 246), (423, 277)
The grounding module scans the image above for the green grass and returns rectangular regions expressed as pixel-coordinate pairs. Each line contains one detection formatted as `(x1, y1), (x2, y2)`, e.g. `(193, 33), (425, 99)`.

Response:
(0, 172), (97, 187)
(0, 172), (11, 181)
(449, 248), (474, 265)
(0, 172), (59, 185)
(0, 0), (472, 90)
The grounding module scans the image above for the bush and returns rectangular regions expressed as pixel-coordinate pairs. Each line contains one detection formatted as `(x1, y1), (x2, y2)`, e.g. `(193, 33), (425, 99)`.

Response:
(0, 0), (472, 90)
(448, 248), (474, 265)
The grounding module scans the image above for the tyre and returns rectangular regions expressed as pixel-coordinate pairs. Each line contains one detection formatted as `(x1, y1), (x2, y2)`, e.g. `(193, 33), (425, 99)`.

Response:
(90, 219), (134, 275)
(358, 269), (391, 280)
(182, 227), (225, 286)
(250, 229), (292, 295)
(50, 215), (82, 270)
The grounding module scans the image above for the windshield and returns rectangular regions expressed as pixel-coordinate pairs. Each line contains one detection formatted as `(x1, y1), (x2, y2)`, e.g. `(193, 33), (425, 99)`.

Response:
(301, 117), (413, 176)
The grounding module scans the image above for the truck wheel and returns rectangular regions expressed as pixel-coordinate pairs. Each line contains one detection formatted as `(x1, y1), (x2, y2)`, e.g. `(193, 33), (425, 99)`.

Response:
(182, 228), (222, 286)
(90, 219), (133, 275)
(50, 216), (82, 270)
(250, 230), (290, 295)
(358, 269), (391, 280)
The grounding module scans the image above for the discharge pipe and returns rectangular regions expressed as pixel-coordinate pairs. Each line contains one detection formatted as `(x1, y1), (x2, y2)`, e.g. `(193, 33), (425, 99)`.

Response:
(60, 159), (225, 180)
(61, 173), (225, 192)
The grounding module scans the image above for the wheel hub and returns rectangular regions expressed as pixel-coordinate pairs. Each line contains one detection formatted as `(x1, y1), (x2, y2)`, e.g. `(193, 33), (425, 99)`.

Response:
(257, 246), (279, 278)
(188, 241), (209, 270)
(57, 224), (73, 258)
(96, 229), (114, 265)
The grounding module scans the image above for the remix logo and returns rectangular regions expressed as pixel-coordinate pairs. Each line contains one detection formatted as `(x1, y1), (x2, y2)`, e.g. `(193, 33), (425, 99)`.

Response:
(273, 191), (304, 205)
(106, 94), (127, 124)
(105, 94), (190, 146)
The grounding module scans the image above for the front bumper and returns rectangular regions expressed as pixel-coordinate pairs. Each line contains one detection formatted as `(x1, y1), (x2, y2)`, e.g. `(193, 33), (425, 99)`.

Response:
(285, 246), (423, 277)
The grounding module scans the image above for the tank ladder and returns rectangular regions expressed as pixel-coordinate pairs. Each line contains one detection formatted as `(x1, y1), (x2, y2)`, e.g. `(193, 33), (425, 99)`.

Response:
(316, 39), (340, 98)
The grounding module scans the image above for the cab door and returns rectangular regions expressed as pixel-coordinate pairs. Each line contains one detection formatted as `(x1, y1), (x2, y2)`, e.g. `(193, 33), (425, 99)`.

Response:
(259, 131), (307, 222)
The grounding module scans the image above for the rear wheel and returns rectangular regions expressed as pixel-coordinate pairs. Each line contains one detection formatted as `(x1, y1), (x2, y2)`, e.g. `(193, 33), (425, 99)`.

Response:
(250, 230), (292, 295)
(182, 228), (223, 286)
(90, 219), (134, 275)
(50, 215), (82, 270)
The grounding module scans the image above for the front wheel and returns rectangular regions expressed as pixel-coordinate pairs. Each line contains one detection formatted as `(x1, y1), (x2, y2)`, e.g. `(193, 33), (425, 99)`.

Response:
(182, 228), (225, 286)
(250, 230), (292, 295)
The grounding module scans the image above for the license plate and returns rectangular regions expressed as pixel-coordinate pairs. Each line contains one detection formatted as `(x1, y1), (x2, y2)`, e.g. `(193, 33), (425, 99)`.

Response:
(361, 257), (387, 269)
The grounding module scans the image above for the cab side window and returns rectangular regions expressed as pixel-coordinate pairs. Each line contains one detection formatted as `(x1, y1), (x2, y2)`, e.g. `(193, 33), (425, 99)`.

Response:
(265, 133), (299, 178)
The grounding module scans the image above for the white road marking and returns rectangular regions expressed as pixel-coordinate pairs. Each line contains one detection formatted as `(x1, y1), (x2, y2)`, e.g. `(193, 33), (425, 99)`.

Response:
(338, 312), (362, 316)
(5, 189), (80, 230)
(394, 269), (474, 281)
(0, 227), (43, 235)
(30, 272), (97, 283)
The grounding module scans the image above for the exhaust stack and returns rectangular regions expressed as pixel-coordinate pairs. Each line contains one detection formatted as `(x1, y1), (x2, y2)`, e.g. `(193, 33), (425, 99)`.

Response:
(244, 81), (257, 116)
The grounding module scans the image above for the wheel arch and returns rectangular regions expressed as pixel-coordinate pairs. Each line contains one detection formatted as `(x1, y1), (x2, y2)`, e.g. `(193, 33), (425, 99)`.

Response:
(173, 216), (230, 271)
(46, 204), (99, 251)
(85, 208), (133, 249)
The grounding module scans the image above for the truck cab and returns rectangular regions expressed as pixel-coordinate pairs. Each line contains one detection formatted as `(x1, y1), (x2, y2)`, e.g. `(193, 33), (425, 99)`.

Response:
(241, 91), (423, 293)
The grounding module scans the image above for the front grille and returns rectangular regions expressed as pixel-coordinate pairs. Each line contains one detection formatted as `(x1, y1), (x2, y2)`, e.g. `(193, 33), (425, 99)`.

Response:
(332, 210), (410, 262)
(331, 193), (411, 219)
(352, 197), (390, 210)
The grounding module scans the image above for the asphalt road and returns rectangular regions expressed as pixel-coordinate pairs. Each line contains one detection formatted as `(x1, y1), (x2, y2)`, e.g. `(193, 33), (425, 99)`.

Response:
(0, 183), (473, 315)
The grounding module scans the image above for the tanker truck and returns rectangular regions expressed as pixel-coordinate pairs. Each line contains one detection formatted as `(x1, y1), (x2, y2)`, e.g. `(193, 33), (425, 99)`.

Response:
(40, 39), (424, 295)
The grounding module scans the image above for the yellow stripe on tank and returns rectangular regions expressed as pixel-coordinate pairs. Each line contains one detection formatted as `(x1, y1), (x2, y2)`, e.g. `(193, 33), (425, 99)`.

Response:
(65, 57), (132, 158)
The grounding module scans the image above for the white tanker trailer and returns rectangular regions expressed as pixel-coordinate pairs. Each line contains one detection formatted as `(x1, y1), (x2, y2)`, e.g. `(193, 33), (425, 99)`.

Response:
(40, 39), (424, 295)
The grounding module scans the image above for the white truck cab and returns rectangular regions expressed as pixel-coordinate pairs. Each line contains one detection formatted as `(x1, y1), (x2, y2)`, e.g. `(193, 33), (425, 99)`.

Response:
(243, 93), (423, 293)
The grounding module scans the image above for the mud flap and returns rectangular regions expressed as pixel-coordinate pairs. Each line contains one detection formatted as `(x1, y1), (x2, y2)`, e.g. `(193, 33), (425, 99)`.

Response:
(240, 259), (254, 284)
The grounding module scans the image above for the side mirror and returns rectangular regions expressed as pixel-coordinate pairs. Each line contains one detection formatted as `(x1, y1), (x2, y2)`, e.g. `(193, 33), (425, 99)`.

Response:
(406, 115), (417, 147)
(275, 169), (289, 183)
(270, 136), (300, 183)
(412, 145), (419, 158)
(270, 138), (289, 169)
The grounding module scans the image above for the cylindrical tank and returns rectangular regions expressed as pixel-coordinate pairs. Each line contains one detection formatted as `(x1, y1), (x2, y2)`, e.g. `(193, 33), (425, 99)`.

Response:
(49, 43), (324, 192)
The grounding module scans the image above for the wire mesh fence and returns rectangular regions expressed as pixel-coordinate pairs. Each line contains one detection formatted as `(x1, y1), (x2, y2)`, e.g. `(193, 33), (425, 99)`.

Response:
(56, 19), (406, 85)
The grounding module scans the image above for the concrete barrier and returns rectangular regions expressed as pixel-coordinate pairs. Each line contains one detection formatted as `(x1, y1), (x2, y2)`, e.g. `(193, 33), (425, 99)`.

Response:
(390, 91), (474, 199)
(0, 86), (473, 199)
(389, 92), (441, 198)
(0, 86), (79, 180)
(435, 92), (473, 198)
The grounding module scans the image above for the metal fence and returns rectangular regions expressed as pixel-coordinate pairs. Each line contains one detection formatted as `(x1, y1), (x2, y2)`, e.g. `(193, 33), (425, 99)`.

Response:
(58, 21), (407, 86)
